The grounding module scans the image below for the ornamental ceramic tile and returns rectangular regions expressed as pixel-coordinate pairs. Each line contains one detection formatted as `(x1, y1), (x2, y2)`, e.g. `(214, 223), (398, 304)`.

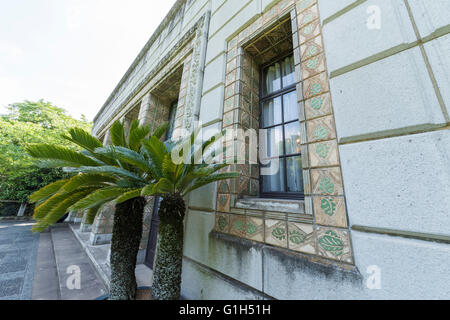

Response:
(225, 83), (236, 99)
(226, 58), (237, 74)
(226, 70), (236, 86)
(316, 226), (353, 264)
(308, 139), (339, 167)
(298, 19), (320, 45)
(287, 222), (316, 254)
(300, 35), (323, 62)
(223, 111), (234, 128)
(304, 92), (333, 120)
(228, 47), (237, 62)
(310, 167), (344, 196)
(229, 214), (247, 238)
(217, 193), (231, 213)
(297, 4), (319, 27)
(218, 180), (231, 194)
(245, 216), (264, 242)
(303, 72), (329, 99)
(265, 219), (288, 248)
(301, 53), (326, 80)
(249, 178), (259, 196)
(215, 213), (230, 234)
(314, 196), (348, 228)
(238, 175), (250, 194)
(262, 6), (279, 25)
(228, 36), (238, 49)
(224, 96), (236, 113)
(296, 0), (316, 14)
(306, 115), (336, 143)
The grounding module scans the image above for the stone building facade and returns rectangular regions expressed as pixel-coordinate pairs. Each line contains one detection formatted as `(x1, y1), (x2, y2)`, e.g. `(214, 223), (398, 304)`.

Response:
(86, 0), (450, 299)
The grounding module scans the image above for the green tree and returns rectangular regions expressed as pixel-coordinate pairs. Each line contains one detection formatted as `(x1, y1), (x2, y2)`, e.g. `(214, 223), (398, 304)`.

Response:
(27, 120), (163, 299)
(0, 100), (91, 204)
(139, 127), (238, 300)
(26, 121), (237, 300)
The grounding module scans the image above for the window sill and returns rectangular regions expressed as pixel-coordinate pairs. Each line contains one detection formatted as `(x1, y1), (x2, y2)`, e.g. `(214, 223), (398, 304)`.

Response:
(235, 197), (305, 215)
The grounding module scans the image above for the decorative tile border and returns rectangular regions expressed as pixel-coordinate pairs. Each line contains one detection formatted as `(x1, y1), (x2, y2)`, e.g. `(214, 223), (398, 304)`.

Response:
(214, 0), (354, 265)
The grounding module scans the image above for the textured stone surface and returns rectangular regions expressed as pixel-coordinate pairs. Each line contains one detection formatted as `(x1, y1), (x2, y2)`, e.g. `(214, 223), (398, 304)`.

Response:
(0, 221), (38, 300)
(340, 130), (450, 236)
(263, 245), (364, 299)
(181, 257), (266, 300)
(331, 47), (445, 142)
(51, 227), (107, 300)
(408, 0), (450, 37)
(423, 34), (450, 117)
(352, 230), (450, 299)
(317, 0), (356, 22)
(322, 0), (416, 72)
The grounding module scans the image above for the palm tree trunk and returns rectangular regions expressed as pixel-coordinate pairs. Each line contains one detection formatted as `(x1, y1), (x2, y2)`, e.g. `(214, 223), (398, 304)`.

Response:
(152, 193), (186, 300)
(109, 197), (146, 300)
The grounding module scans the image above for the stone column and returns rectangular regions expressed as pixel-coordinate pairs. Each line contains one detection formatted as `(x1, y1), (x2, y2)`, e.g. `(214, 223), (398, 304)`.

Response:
(89, 202), (114, 245)
(79, 210), (92, 232)
(65, 211), (77, 222)
(122, 116), (131, 139)
(138, 93), (152, 126)
(103, 130), (112, 145)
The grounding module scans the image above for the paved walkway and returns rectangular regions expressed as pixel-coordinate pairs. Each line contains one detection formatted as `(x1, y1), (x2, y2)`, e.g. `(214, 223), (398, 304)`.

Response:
(0, 221), (39, 300)
(0, 221), (151, 300)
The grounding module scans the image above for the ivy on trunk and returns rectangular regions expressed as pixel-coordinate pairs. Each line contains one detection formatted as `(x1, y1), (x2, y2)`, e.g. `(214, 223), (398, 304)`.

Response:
(152, 193), (186, 300)
(109, 197), (146, 300)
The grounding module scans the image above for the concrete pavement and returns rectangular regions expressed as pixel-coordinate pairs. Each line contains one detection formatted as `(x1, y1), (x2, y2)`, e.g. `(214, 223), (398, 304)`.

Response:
(0, 221), (39, 300)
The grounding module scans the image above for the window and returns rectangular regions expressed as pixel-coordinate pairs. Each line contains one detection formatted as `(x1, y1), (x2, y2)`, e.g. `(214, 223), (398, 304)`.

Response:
(260, 54), (304, 199)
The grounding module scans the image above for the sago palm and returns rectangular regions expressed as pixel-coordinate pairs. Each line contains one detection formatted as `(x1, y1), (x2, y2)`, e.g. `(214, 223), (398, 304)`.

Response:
(27, 119), (168, 300)
(139, 127), (239, 300)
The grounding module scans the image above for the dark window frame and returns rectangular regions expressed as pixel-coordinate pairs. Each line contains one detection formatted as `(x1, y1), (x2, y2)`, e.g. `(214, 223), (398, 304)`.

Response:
(259, 53), (304, 200)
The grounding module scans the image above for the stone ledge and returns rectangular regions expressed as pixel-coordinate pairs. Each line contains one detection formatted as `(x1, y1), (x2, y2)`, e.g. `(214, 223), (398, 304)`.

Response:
(235, 197), (305, 214)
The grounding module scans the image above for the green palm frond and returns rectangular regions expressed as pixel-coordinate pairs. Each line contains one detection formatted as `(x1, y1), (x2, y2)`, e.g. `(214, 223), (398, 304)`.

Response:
(110, 120), (126, 147)
(27, 144), (100, 167)
(62, 128), (103, 153)
(43, 189), (95, 226)
(71, 187), (132, 210)
(115, 188), (143, 204)
(142, 136), (166, 176)
(152, 123), (169, 140)
(162, 154), (177, 182)
(95, 146), (154, 176)
(29, 179), (69, 203)
(128, 121), (150, 151)
(62, 173), (117, 193)
(65, 166), (145, 183)
(141, 178), (173, 196)
(85, 204), (107, 224)
(34, 188), (86, 219)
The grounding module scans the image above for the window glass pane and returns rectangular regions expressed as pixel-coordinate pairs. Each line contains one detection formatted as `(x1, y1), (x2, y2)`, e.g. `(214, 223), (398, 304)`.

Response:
(264, 62), (281, 95)
(283, 91), (298, 122)
(286, 156), (303, 193)
(282, 55), (295, 88)
(262, 126), (284, 159)
(262, 97), (282, 127)
(262, 160), (286, 192)
(284, 121), (301, 155)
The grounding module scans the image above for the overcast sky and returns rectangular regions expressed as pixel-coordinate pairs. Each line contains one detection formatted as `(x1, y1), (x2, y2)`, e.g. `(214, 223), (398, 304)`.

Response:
(0, 0), (177, 121)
